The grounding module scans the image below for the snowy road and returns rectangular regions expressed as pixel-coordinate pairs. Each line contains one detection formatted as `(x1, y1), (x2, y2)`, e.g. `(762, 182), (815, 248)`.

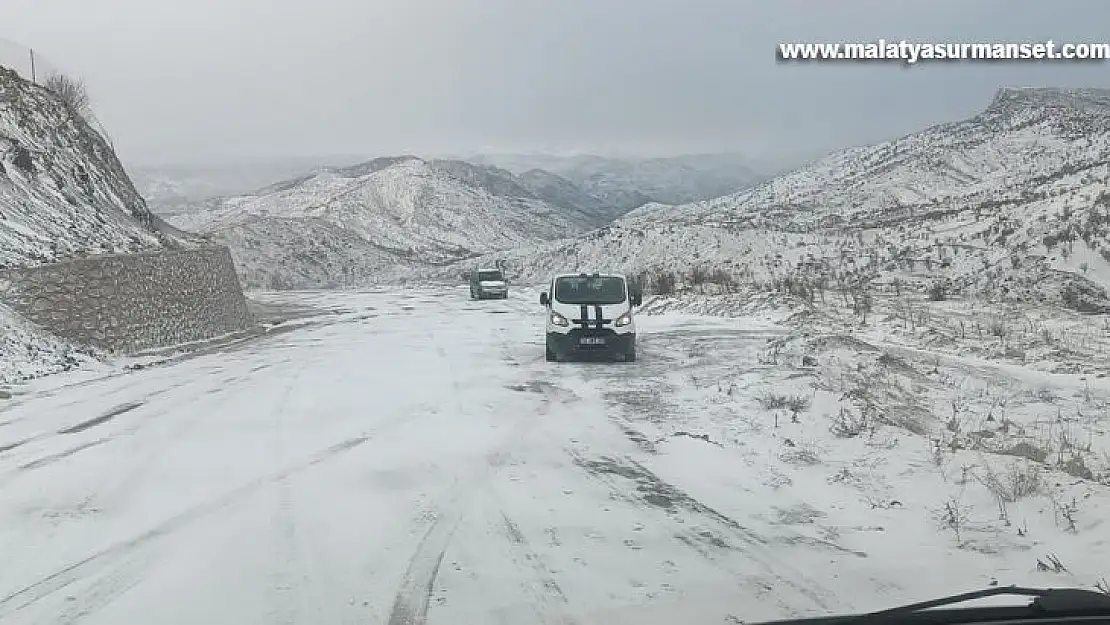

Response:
(0, 287), (861, 625)
(13, 286), (1100, 625)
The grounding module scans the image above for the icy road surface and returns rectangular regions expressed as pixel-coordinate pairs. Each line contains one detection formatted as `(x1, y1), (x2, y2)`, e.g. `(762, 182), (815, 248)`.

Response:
(0, 287), (1105, 625)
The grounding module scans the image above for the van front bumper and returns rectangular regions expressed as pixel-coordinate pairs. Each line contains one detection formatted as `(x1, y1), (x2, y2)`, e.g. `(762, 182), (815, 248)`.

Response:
(476, 287), (507, 298)
(547, 329), (634, 360)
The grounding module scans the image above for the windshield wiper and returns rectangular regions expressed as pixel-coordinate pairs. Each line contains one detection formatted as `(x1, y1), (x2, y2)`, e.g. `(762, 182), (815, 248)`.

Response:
(842, 586), (1110, 625)
(756, 586), (1110, 625)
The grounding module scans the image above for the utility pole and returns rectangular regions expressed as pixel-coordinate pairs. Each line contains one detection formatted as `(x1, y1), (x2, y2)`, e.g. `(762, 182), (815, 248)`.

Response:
(29, 48), (36, 83)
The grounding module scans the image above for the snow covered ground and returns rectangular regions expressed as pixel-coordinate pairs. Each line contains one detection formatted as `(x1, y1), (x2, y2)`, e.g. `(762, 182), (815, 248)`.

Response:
(0, 303), (103, 386)
(1, 286), (1107, 625)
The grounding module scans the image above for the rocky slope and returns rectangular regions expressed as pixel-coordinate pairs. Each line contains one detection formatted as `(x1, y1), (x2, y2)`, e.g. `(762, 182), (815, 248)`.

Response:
(0, 66), (192, 270)
(425, 88), (1110, 314)
(0, 64), (203, 383)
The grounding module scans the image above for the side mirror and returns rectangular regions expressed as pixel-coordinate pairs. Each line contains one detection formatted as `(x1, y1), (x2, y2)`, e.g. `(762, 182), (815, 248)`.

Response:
(631, 292), (642, 306)
(539, 292), (549, 306)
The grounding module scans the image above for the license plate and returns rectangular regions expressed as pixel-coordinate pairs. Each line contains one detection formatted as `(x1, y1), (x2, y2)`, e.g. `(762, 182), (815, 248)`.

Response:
(580, 337), (606, 345)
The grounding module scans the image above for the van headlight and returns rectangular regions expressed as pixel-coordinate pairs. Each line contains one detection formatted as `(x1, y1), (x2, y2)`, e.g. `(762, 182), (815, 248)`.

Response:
(550, 311), (569, 326)
(614, 312), (632, 327)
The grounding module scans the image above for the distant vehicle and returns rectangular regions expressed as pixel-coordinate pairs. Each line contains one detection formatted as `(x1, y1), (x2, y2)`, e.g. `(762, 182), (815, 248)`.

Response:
(469, 268), (508, 300)
(539, 272), (642, 362)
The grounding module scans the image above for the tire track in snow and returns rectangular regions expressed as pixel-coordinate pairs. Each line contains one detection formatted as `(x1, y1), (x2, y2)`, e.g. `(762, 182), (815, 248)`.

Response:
(0, 359), (293, 487)
(16, 438), (111, 471)
(266, 478), (301, 625)
(548, 320), (859, 616)
(5, 316), (322, 417)
(41, 549), (153, 625)
(0, 368), (315, 620)
(57, 401), (144, 434)
(498, 512), (578, 625)
(387, 327), (476, 625)
(0, 416), (414, 620)
(387, 371), (569, 625)
(566, 448), (847, 616)
(265, 368), (308, 625)
(386, 494), (466, 625)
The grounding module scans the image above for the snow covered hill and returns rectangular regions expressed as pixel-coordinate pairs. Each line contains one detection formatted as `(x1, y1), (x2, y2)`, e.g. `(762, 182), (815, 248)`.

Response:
(426, 158), (612, 228)
(167, 157), (604, 289)
(516, 167), (628, 223)
(131, 160), (341, 216)
(440, 88), (1110, 314)
(472, 152), (769, 210)
(0, 66), (193, 269)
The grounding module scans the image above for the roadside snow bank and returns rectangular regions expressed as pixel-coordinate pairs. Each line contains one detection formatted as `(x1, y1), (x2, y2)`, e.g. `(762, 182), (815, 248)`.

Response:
(639, 288), (812, 324)
(611, 311), (1110, 599)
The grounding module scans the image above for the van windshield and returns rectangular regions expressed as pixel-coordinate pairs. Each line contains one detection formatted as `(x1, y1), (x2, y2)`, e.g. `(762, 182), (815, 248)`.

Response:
(554, 276), (626, 305)
(477, 271), (503, 281)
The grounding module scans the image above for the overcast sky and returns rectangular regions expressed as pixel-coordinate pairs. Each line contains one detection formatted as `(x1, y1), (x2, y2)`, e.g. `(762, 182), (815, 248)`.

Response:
(1, 0), (1108, 169)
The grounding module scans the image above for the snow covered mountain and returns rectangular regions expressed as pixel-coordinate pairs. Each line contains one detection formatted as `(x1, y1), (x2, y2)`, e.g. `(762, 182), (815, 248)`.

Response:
(167, 156), (605, 289)
(426, 158), (611, 228)
(130, 155), (370, 216)
(0, 66), (192, 269)
(471, 152), (769, 210)
(515, 168), (629, 223)
(429, 88), (1110, 313)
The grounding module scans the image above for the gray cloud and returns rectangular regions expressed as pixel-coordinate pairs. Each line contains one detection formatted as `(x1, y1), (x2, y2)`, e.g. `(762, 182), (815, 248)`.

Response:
(2, 0), (1108, 167)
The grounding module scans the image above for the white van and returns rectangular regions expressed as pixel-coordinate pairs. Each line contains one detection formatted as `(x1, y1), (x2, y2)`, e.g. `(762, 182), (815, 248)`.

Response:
(469, 268), (508, 300)
(539, 272), (642, 362)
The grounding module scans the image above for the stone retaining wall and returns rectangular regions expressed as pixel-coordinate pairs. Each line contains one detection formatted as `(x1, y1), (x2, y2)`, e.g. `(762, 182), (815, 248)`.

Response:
(0, 246), (255, 352)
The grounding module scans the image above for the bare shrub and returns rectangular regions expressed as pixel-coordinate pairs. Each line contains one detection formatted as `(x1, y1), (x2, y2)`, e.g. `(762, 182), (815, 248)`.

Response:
(785, 395), (811, 414)
(928, 281), (948, 301)
(688, 266), (737, 290)
(1037, 554), (1068, 573)
(1059, 453), (1094, 480)
(933, 497), (970, 543)
(988, 319), (1007, 338)
(626, 273), (644, 298)
(1050, 495), (1080, 533)
(779, 439), (822, 465)
(689, 265), (711, 286)
(650, 270), (677, 295)
(703, 267), (737, 289)
(830, 406), (870, 437)
(976, 461), (1044, 503)
(756, 392), (789, 410)
(44, 73), (91, 117)
(757, 342), (783, 365)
